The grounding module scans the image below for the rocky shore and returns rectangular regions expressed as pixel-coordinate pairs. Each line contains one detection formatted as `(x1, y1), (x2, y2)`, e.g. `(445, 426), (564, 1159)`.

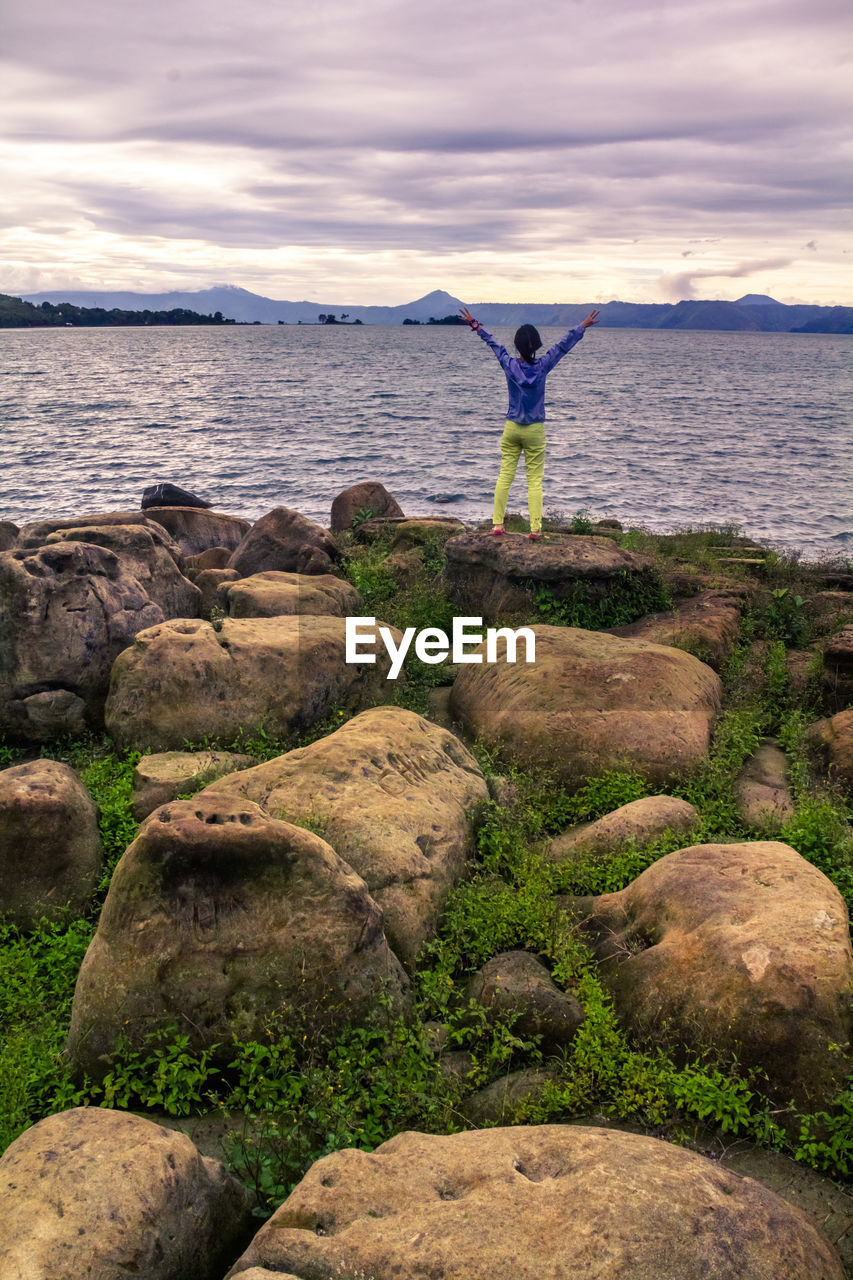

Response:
(1, 481), (851, 1279)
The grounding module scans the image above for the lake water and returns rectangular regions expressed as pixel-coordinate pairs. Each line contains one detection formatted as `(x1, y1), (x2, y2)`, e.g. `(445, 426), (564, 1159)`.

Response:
(1, 325), (850, 558)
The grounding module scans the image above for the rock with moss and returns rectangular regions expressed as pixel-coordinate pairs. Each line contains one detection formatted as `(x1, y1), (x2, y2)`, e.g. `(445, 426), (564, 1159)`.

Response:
(201, 707), (489, 966)
(608, 589), (743, 669)
(67, 793), (409, 1077)
(131, 749), (257, 821)
(0, 520), (18, 551)
(459, 1068), (559, 1125)
(823, 624), (853, 711)
(0, 1108), (252, 1280)
(0, 541), (163, 739)
(465, 951), (584, 1050)
(226, 1125), (844, 1280)
(218, 570), (362, 619)
(443, 530), (658, 623)
(577, 841), (853, 1112)
(736, 739), (795, 828)
(17, 506), (250, 557)
(104, 615), (399, 752)
(449, 626), (722, 788)
(0, 760), (102, 927)
(548, 795), (698, 862)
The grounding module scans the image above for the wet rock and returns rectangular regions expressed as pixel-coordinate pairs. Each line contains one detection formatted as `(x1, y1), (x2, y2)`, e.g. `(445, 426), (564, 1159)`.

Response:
(105, 615), (398, 752)
(228, 507), (341, 577)
(465, 951), (584, 1050)
(548, 795), (698, 862)
(0, 541), (163, 739)
(0, 1108), (252, 1280)
(142, 481), (212, 509)
(226, 1125), (844, 1280)
(219, 570), (362, 618)
(609, 590), (742, 669)
(67, 793), (409, 1077)
(443, 530), (656, 623)
(449, 626), (722, 788)
(0, 760), (102, 927)
(44, 522), (201, 618)
(330, 481), (404, 532)
(579, 841), (853, 1111)
(202, 707), (488, 966)
(131, 749), (257, 821)
(736, 739), (795, 828)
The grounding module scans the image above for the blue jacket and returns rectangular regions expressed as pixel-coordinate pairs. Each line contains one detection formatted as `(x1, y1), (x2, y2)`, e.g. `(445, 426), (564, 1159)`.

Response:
(477, 324), (585, 424)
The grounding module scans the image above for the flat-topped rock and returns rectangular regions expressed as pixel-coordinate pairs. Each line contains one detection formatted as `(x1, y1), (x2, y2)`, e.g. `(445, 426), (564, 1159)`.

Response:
(443, 531), (657, 621)
(609, 590), (743, 669)
(449, 626), (722, 787)
(131, 749), (257, 820)
(227, 1125), (844, 1280)
(105, 615), (399, 752)
(578, 841), (853, 1111)
(17, 507), (250, 556)
(218, 570), (362, 618)
(736, 739), (795, 828)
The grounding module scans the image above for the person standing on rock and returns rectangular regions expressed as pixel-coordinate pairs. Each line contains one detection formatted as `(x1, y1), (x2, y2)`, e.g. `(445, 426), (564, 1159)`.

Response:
(460, 306), (600, 539)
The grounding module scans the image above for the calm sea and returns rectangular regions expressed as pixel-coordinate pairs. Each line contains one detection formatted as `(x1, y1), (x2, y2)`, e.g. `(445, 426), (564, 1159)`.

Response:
(1, 325), (850, 558)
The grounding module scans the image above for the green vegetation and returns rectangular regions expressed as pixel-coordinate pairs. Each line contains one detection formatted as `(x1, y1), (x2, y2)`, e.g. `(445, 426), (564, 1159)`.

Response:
(0, 293), (236, 328)
(1, 520), (851, 1210)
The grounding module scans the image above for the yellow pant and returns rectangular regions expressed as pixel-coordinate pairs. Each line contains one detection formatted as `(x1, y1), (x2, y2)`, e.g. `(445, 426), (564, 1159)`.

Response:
(492, 419), (546, 532)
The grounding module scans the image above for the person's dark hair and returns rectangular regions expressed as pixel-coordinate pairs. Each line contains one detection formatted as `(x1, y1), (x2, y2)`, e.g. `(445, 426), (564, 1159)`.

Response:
(514, 324), (541, 364)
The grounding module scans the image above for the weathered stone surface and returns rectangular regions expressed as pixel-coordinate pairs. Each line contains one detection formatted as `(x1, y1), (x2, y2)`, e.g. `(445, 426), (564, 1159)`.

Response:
(443, 530), (656, 622)
(15, 689), (87, 741)
(330, 481), (404, 532)
(131, 750), (257, 821)
(466, 951), (584, 1049)
(823, 624), (853, 710)
(227, 1125), (844, 1280)
(228, 507), (341, 577)
(0, 520), (18, 551)
(195, 566), (240, 615)
(609, 590), (742, 669)
(548, 795), (698, 862)
(44, 523), (201, 618)
(17, 507), (250, 557)
(105, 614), (398, 752)
(67, 793), (409, 1076)
(379, 547), (425, 586)
(184, 545), (234, 574)
(202, 707), (488, 966)
(0, 1108), (252, 1280)
(0, 541), (164, 738)
(808, 708), (853, 790)
(579, 841), (853, 1110)
(736, 739), (795, 828)
(0, 760), (102, 927)
(391, 517), (466, 551)
(459, 1068), (558, 1125)
(219, 570), (363, 619)
(449, 626), (722, 787)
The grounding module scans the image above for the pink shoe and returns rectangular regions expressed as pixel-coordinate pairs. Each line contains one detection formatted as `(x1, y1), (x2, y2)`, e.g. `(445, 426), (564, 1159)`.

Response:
(490, 525), (506, 536)
(528, 531), (542, 540)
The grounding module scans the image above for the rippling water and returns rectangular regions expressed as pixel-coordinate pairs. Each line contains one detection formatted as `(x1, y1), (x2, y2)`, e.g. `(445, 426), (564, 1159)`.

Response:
(1, 325), (850, 558)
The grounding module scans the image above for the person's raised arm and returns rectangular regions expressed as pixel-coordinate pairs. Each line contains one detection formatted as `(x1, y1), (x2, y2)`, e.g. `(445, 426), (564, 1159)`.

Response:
(539, 309), (601, 374)
(459, 305), (512, 371)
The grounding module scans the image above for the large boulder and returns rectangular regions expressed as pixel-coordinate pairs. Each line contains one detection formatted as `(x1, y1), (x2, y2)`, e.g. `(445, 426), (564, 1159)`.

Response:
(0, 1108), (252, 1280)
(449, 626), (722, 787)
(131, 749), (256, 821)
(547, 795), (698, 862)
(44, 523), (201, 618)
(67, 793), (409, 1077)
(808, 708), (853, 790)
(228, 507), (340, 577)
(330, 481), (404, 532)
(104, 614), (399, 752)
(577, 841), (853, 1111)
(219, 570), (362, 619)
(202, 707), (489, 965)
(443, 530), (656, 622)
(609, 589), (743, 669)
(16, 507), (250, 557)
(0, 541), (164, 739)
(0, 760), (102, 927)
(226, 1125), (844, 1280)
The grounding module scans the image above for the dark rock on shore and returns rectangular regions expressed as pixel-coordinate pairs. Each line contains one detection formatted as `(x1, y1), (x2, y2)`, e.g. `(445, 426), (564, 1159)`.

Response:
(142, 481), (212, 509)
(330, 480), (404, 531)
(228, 506), (341, 576)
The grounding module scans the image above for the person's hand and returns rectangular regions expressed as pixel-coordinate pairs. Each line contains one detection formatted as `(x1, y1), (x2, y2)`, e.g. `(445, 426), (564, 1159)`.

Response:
(581, 310), (600, 328)
(459, 306), (481, 331)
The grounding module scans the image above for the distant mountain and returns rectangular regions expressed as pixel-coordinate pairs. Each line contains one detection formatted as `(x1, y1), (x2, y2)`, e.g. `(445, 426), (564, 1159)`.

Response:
(17, 285), (847, 332)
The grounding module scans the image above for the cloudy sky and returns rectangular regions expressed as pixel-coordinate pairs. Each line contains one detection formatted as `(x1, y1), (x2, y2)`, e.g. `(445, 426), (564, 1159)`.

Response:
(2, 0), (851, 305)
